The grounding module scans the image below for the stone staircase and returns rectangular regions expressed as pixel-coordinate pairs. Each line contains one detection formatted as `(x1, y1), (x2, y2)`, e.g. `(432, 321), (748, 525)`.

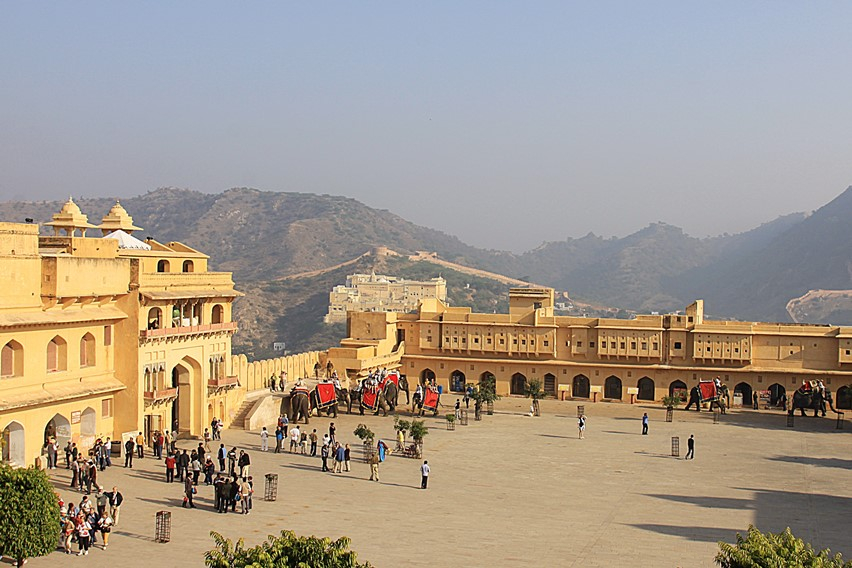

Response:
(230, 399), (257, 430)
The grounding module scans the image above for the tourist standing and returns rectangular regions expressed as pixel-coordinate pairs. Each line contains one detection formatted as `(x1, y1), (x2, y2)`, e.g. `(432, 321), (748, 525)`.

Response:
(227, 447), (237, 476)
(290, 425), (301, 453)
(275, 427), (283, 453)
(642, 413), (649, 435)
(320, 443), (330, 472)
(329, 422), (336, 445)
(333, 443), (345, 473)
(75, 513), (92, 555)
(420, 460), (430, 489)
(260, 427), (269, 451)
(183, 475), (196, 508)
(136, 432), (145, 458)
(178, 449), (190, 481)
(203, 428), (212, 452)
(165, 453), (176, 482)
(217, 444), (227, 471)
(97, 509), (113, 548)
(369, 451), (380, 482)
(685, 434), (695, 459)
(310, 429), (318, 456)
(238, 450), (251, 478)
(105, 486), (123, 525)
(578, 414), (586, 439)
(752, 392), (759, 410)
(344, 444), (351, 472)
(124, 438), (134, 468)
(239, 477), (252, 514)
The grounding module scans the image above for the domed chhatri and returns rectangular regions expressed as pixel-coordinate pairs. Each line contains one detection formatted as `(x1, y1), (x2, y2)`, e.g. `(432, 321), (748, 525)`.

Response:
(44, 196), (97, 236)
(99, 200), (143, 235)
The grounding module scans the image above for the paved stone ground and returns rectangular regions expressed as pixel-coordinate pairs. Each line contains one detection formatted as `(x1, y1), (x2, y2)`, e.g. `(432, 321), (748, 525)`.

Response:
(25, 398), (852, 567)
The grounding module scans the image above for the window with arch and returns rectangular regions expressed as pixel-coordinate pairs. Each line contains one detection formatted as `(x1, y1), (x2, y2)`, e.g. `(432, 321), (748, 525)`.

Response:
(211, 304), (224, 325)
(79, 333), (96, 367)
(182, 260), (194, 273)
(47, 336), (67, 372)
(157, 259), (170, 273)
(147, 307), (162, 330)
(1, 340), (23, 377)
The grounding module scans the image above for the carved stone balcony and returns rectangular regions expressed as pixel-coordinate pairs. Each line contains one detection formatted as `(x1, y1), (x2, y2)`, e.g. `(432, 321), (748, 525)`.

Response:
(140, 321), (238, 341)
(143, 388), (178, 407)
(208, 375), (240, 394)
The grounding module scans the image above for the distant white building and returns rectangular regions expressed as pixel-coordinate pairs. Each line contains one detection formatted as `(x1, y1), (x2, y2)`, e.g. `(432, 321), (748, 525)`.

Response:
(324, 272), (447, 324)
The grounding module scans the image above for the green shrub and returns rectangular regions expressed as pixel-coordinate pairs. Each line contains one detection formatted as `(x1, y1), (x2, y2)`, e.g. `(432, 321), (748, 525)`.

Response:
(205, 530), (373, 567)
(0, 465), (61, 567)
(716, 526), (851, 567)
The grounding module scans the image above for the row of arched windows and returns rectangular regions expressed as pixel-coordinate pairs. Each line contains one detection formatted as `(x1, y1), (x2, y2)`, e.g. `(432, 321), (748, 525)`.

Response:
(146, 304), (225, 330)
(156, 259), (195, 273)
(1, 334), (98, 378)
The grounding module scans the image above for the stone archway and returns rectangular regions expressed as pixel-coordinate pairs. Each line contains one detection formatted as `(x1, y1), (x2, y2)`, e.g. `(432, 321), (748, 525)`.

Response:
(669, 380), (688, 402)
(80, 407), (97, 449)
(604, 376), (623, 400)
(171, 356), (202, 437)
(637, 377), (655, 401)
(44, 414), (71, 450)
(572, 375), (590, 399)
(511, 373), (527, 395)
(734, 382), (753, 408)
(450, 370), (466, 393)
(420, 368), (436, 386)
(2, 421), (25, 466)
(768, 383), (786, 407)
(837, 386), (852, 410)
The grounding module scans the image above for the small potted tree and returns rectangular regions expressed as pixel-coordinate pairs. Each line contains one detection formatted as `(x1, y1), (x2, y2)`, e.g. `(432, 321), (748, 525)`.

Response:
(353, 424), (375, 462)
(393, 417), (410, 451)
(445, 413), (456, 430)
(473, 375), (500, 416)
(408, 419), (428, 458)
(662, 395), (681, 422)
(524, 378), (545, 416)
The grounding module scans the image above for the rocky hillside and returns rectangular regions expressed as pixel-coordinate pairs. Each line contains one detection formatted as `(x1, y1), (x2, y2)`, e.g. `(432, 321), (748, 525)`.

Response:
(4, 185), (852, 354)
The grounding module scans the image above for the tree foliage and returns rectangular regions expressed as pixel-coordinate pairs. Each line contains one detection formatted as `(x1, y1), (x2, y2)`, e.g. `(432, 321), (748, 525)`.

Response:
(0, 465), (61, 567)
(408, 419), (429, 443)
(205, 530), (373, 568)
(716, 526), (851, 568)
(392, 417), (410, 435)
(524, 378), (545, 401)
(353, 424), (375, 444)
(471, 375), (500, 405)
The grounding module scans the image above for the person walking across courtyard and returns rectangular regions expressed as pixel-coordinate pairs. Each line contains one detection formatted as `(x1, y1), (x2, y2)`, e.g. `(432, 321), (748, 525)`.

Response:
(642, 413), (649, 435)
(183, 474), (196, 508)
(420, 460), (430, 489)
(260, 427), (269, 451)
(578, 414), (586, 439)
(685, 434), (695, 459)
(369, 451), (380, 482)
(105, 486), (123, 525)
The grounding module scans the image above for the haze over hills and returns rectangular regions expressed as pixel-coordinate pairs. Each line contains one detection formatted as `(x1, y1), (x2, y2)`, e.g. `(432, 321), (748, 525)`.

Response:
(2, 185), (851, 354)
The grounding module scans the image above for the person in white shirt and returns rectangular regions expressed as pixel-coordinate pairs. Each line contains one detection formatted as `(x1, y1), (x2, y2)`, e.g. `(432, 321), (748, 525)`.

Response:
(289, 426), (301, 453)
(260, 427), (269, 451)
(420, 460), (430, 489)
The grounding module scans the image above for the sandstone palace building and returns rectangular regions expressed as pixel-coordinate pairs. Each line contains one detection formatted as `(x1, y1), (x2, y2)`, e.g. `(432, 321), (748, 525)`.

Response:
(325, 272), (447, 324)
(0, 200), (243, 467)
(333, 288), (852, 409)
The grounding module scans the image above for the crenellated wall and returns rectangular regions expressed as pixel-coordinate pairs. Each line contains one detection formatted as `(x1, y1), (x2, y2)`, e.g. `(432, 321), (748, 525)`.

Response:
(230, 350), (327, 393)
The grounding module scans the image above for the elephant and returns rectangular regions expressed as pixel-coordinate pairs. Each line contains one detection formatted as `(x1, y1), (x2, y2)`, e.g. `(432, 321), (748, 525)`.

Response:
(289, 390), (311, 424)
(684, 383), (728, 413)
(359, 389), (391, 417)
(398, 375), (410, 405)
(383, 381), (399, 412)
(790, 386), (837, 417)
(310, 388), (338, 418)
(684, 386), (702, 412)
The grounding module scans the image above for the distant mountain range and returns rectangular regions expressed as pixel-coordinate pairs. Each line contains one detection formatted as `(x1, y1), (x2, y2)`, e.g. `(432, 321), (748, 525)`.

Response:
(2, 185), (851, 354)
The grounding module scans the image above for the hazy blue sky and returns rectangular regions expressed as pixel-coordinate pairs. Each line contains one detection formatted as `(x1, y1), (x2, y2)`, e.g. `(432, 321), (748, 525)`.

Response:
(2, 2), (851, 251)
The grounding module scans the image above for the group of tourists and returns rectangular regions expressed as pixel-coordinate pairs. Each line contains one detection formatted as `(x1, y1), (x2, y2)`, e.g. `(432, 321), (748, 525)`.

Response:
(268, 369), (288, 392)
(58, 487), (122, 555)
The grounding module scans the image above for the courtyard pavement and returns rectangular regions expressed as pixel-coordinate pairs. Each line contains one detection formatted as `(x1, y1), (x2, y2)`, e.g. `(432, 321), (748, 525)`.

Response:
(22, 397), (852, 567)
